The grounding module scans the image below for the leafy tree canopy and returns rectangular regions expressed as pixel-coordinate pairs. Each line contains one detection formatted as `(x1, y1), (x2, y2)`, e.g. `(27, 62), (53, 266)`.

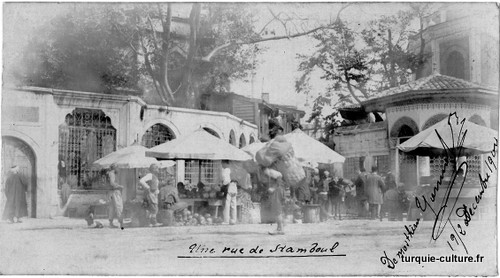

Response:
(297, 4), (434, 134)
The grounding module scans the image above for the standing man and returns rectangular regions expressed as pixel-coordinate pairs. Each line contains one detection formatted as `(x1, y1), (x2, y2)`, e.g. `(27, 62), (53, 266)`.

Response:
(221, 160), (236, 225)
(309, 168), (321, 204)
(140, 163), (161, 227)
(365, 166), (385, 220)
(264, 168), (286, 235)
(354, 168), (368, 218)
(294, 167), (311, 205)
(106, 164), (124, 229)
(318, 171), (332, 221)
(2, 166), (28, 223)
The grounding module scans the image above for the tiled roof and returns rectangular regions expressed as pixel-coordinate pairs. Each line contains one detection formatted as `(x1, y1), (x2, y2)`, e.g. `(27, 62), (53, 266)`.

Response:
(369, 73), (496, 100)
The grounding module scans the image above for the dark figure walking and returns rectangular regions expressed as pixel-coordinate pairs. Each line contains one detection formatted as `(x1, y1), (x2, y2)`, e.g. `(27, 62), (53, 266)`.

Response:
(2, 166), (28, 223)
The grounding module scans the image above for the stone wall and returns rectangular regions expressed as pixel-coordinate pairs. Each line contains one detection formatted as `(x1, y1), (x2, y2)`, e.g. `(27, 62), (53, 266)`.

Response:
(1, 87), (258, 218)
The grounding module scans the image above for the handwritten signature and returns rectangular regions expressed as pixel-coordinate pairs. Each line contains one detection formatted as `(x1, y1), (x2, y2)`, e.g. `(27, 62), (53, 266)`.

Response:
(415, 113), (497, 254)
(380, 112), (497, 269)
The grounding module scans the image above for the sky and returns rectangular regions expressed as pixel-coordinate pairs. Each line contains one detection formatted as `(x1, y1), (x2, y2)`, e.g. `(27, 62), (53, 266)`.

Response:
(229, 3), (410, 116)
(4, 2), (484, 119)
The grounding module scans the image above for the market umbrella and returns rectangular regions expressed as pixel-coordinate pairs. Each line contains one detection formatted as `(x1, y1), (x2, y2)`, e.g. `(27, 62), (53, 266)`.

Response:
(93, 142), (175, 169)
(241, 142), (266, 173)
(146, 129), (252, 161)
(284, 129), (346, 164)
(398, 116), (498, 156)
(241, 141), (266, 158)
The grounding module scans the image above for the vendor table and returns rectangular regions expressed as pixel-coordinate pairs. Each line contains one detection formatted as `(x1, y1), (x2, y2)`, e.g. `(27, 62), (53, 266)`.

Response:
(181, 198), (241, 219)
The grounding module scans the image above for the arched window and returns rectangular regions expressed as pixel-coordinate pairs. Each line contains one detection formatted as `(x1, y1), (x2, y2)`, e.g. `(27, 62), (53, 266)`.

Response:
(58, 108), (116, 189)
(229, 130), (236, 146)
(445, 51), (466, 80)
(141, 124), (175, 148)
(422, 114), (448, 130)
(249, 136), (255, 144)
(393, 121), (418, 187)
(203, 127), (220, 138)
(390, 116), (419, 139)
(239, 134), (247, 148)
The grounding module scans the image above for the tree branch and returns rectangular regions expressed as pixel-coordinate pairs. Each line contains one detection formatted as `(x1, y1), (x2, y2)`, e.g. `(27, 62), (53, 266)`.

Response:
(158, 3), (175, 101)
(335, 3), (352, 23)
(202, 25), (331, 62)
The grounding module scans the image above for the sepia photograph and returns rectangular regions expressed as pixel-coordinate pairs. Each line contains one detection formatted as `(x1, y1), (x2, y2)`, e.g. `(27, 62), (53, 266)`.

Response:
(1, 2), (498, 276)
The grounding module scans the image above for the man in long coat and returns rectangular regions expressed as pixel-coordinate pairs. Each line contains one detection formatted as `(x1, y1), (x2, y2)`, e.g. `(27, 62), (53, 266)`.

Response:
(2, 166), (28, 223)
(365, 166), (385, 220)
(106, 164), (124, 228)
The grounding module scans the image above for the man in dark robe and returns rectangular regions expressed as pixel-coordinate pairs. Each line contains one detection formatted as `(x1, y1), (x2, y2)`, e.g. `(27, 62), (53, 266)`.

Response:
(2, 166), (28, 223)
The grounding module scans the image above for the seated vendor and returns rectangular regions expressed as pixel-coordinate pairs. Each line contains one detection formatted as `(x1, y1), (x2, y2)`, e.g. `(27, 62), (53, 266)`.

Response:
(159, 180), (187, 211)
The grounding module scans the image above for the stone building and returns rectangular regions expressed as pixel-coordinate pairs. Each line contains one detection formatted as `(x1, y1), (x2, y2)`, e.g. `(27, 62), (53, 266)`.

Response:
(333, 4), (498, 217)
(1, 86), (257, 218)
(335, 3), (499, 182)
(201, 91), (305, 140)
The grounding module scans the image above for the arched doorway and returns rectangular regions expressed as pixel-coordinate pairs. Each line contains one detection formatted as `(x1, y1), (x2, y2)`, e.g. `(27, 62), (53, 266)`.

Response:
(397, 125), (418, 187)
(391, 117), (419, 188)
(1, 136), (37, 218)
(140, 124), (177, 200)
(59, 108), (116, 189)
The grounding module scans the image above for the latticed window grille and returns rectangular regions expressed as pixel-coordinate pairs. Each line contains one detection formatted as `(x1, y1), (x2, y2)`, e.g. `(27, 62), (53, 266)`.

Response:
(374, 155), (390, 173)
(141, 124), (175, 148)
(184, 160), (221, 187)
(58, 109), (116, 189)
(139, 124), (176, 185)
(430, 155), (481, 186)
(467, 155), (482, 175)
(398, 151), (417, 187)
(343, 157), (360, 180)
(184, 160), (200, 185)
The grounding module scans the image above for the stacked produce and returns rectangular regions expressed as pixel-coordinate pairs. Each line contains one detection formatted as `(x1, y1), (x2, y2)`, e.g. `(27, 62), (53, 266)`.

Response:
(172, 209), (225, 226)
(178, 182), (221, 199)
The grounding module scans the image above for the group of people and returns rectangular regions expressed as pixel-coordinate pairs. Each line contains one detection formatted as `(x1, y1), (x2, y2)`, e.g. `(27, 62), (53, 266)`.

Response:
(354, 167), (399, 220)
(283, 166), (354, 222)
(86, 163), (176, 229)
(260, 163), (400, 230)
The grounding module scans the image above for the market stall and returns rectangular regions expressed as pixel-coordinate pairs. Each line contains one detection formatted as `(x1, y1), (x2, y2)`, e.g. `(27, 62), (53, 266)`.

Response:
(146, 129), (255, 224)
(90, 142), (175, 225)
(398, 115), (497, 220)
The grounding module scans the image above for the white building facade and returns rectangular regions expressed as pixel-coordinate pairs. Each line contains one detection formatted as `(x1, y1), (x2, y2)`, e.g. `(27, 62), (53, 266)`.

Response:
(1, 86), (258, 218)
